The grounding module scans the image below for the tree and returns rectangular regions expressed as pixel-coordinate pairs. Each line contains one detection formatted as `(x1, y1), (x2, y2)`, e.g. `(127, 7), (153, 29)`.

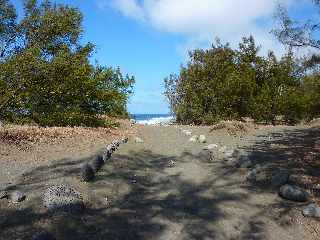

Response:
(274, 1), (320, 50)
(164, 36), (302, 125)
(274, 1), (320, 119)
(0, 0), (134, 126)
(0, 0), (17, 59)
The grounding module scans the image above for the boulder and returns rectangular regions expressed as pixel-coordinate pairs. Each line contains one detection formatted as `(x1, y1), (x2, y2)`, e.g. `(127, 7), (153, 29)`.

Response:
(134, 137), (144, 143)
(81, 163), (95, 182)
(91, 155), (104, 172)
(198, 135), (206, 143)
(32, 231), (56, 240)
(43, 185), (84, 214)
(271, 170), (290, 188)
(8, 191), (26, 203)
(302, 204), (320, 218)
(279, 184), (310, 202)
(189, 135), (199, 142)
(203, 144), (218, 150)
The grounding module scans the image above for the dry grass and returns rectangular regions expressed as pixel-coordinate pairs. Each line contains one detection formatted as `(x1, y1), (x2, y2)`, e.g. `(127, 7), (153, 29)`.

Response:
(209, 120), (254, 136)
(0, 120), (136, 146)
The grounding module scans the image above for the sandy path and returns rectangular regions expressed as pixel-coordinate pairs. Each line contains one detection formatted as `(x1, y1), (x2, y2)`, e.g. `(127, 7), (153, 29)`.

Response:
(0, 124), (319, 239)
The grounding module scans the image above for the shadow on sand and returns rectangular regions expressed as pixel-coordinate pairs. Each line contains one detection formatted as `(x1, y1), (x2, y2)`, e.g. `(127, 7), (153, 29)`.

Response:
(0, 126), (319, 239)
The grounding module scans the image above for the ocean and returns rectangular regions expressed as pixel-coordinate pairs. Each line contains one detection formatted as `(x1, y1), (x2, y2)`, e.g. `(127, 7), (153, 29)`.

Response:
(131, 114), (174, 125)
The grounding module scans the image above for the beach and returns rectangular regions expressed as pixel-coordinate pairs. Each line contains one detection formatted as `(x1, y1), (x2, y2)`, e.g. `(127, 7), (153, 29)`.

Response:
(0, 121), (319, 239)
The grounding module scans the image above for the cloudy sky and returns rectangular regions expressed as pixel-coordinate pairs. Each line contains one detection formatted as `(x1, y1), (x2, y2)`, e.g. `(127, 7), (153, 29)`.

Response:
(12, 0), (316, 114)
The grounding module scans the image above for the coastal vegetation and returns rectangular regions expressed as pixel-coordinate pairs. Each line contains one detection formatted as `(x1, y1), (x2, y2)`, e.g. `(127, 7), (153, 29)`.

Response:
(165, 1), (320, 125)
(0, 0), (134, 127)
(164, 36), (320, 125)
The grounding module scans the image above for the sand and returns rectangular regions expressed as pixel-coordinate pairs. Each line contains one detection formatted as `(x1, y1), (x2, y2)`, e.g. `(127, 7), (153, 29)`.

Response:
(0, 121), (319, 239)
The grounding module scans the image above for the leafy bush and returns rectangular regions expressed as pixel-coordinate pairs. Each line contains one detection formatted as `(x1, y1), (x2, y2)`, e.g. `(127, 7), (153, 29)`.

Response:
(165, 36), (318, 124)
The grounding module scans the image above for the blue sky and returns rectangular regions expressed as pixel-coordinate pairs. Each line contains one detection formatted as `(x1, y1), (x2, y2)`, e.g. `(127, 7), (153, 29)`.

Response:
(11, 0), (316, 114)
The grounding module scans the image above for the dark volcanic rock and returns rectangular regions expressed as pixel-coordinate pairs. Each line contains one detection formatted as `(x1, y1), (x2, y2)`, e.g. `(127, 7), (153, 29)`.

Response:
(103, 150), (112, 162)
(43, 185), (84, 214)
(81, 163), (95, 182)
(32, 231), (56, 240)
(279, 184), (310, 202)
(271, 170), (290, 188)
(91, 155), (104, 172)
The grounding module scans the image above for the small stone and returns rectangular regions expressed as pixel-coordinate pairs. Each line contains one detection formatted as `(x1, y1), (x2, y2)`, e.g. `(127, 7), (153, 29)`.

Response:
(203, 144), (218, 150)
(302, 204), (320, 218)
(8, 191), (26, 203)
(279, 184), (310, 202)
(112, 140), (120, 147)
(225, 149), (235, 158)
(81, 163), (95, 182)
(189, 135), (199, 142)
(271, 170), (290, 188)
(130, 119), (136, 125)
(198, 135), (206, 143)
(135, 137), (144, 143)
(182, 130), (192, 136)
(122, 138), (129, 144)
(32, 231), (56, 240)
(91, 155), (104, 172)
(241, 117), (254, 123)
(106, 144), (114, 152)
(218, 146), (227, 153)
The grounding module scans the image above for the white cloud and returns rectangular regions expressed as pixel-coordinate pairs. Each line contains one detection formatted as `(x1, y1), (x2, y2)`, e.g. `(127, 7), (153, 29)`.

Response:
(102, 0), (297, 56)
(111, 0), (145, 21)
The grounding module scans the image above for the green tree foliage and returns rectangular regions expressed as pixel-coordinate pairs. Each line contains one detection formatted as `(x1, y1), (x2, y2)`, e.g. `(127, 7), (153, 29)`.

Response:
(0, 0), (134, 126)
(164, 36), (313, 125)
(273, 1), (320, 120)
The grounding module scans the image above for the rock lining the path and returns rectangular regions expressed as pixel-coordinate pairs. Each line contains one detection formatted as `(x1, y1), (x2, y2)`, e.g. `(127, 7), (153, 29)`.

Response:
(8, 190), (26, 203)
(90, 155), (104, 173)
(182, 130), (192, 136)
(134, 137), (144, 143)
(302, 203), (320, 218)
(189, 135), (199, 142)
(203, 144), (218, 150)
(81, 163), (95, 182)
(271, 170), (290, 188)
(279, 184), (310, 202)
(198, 135), (206, 143)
